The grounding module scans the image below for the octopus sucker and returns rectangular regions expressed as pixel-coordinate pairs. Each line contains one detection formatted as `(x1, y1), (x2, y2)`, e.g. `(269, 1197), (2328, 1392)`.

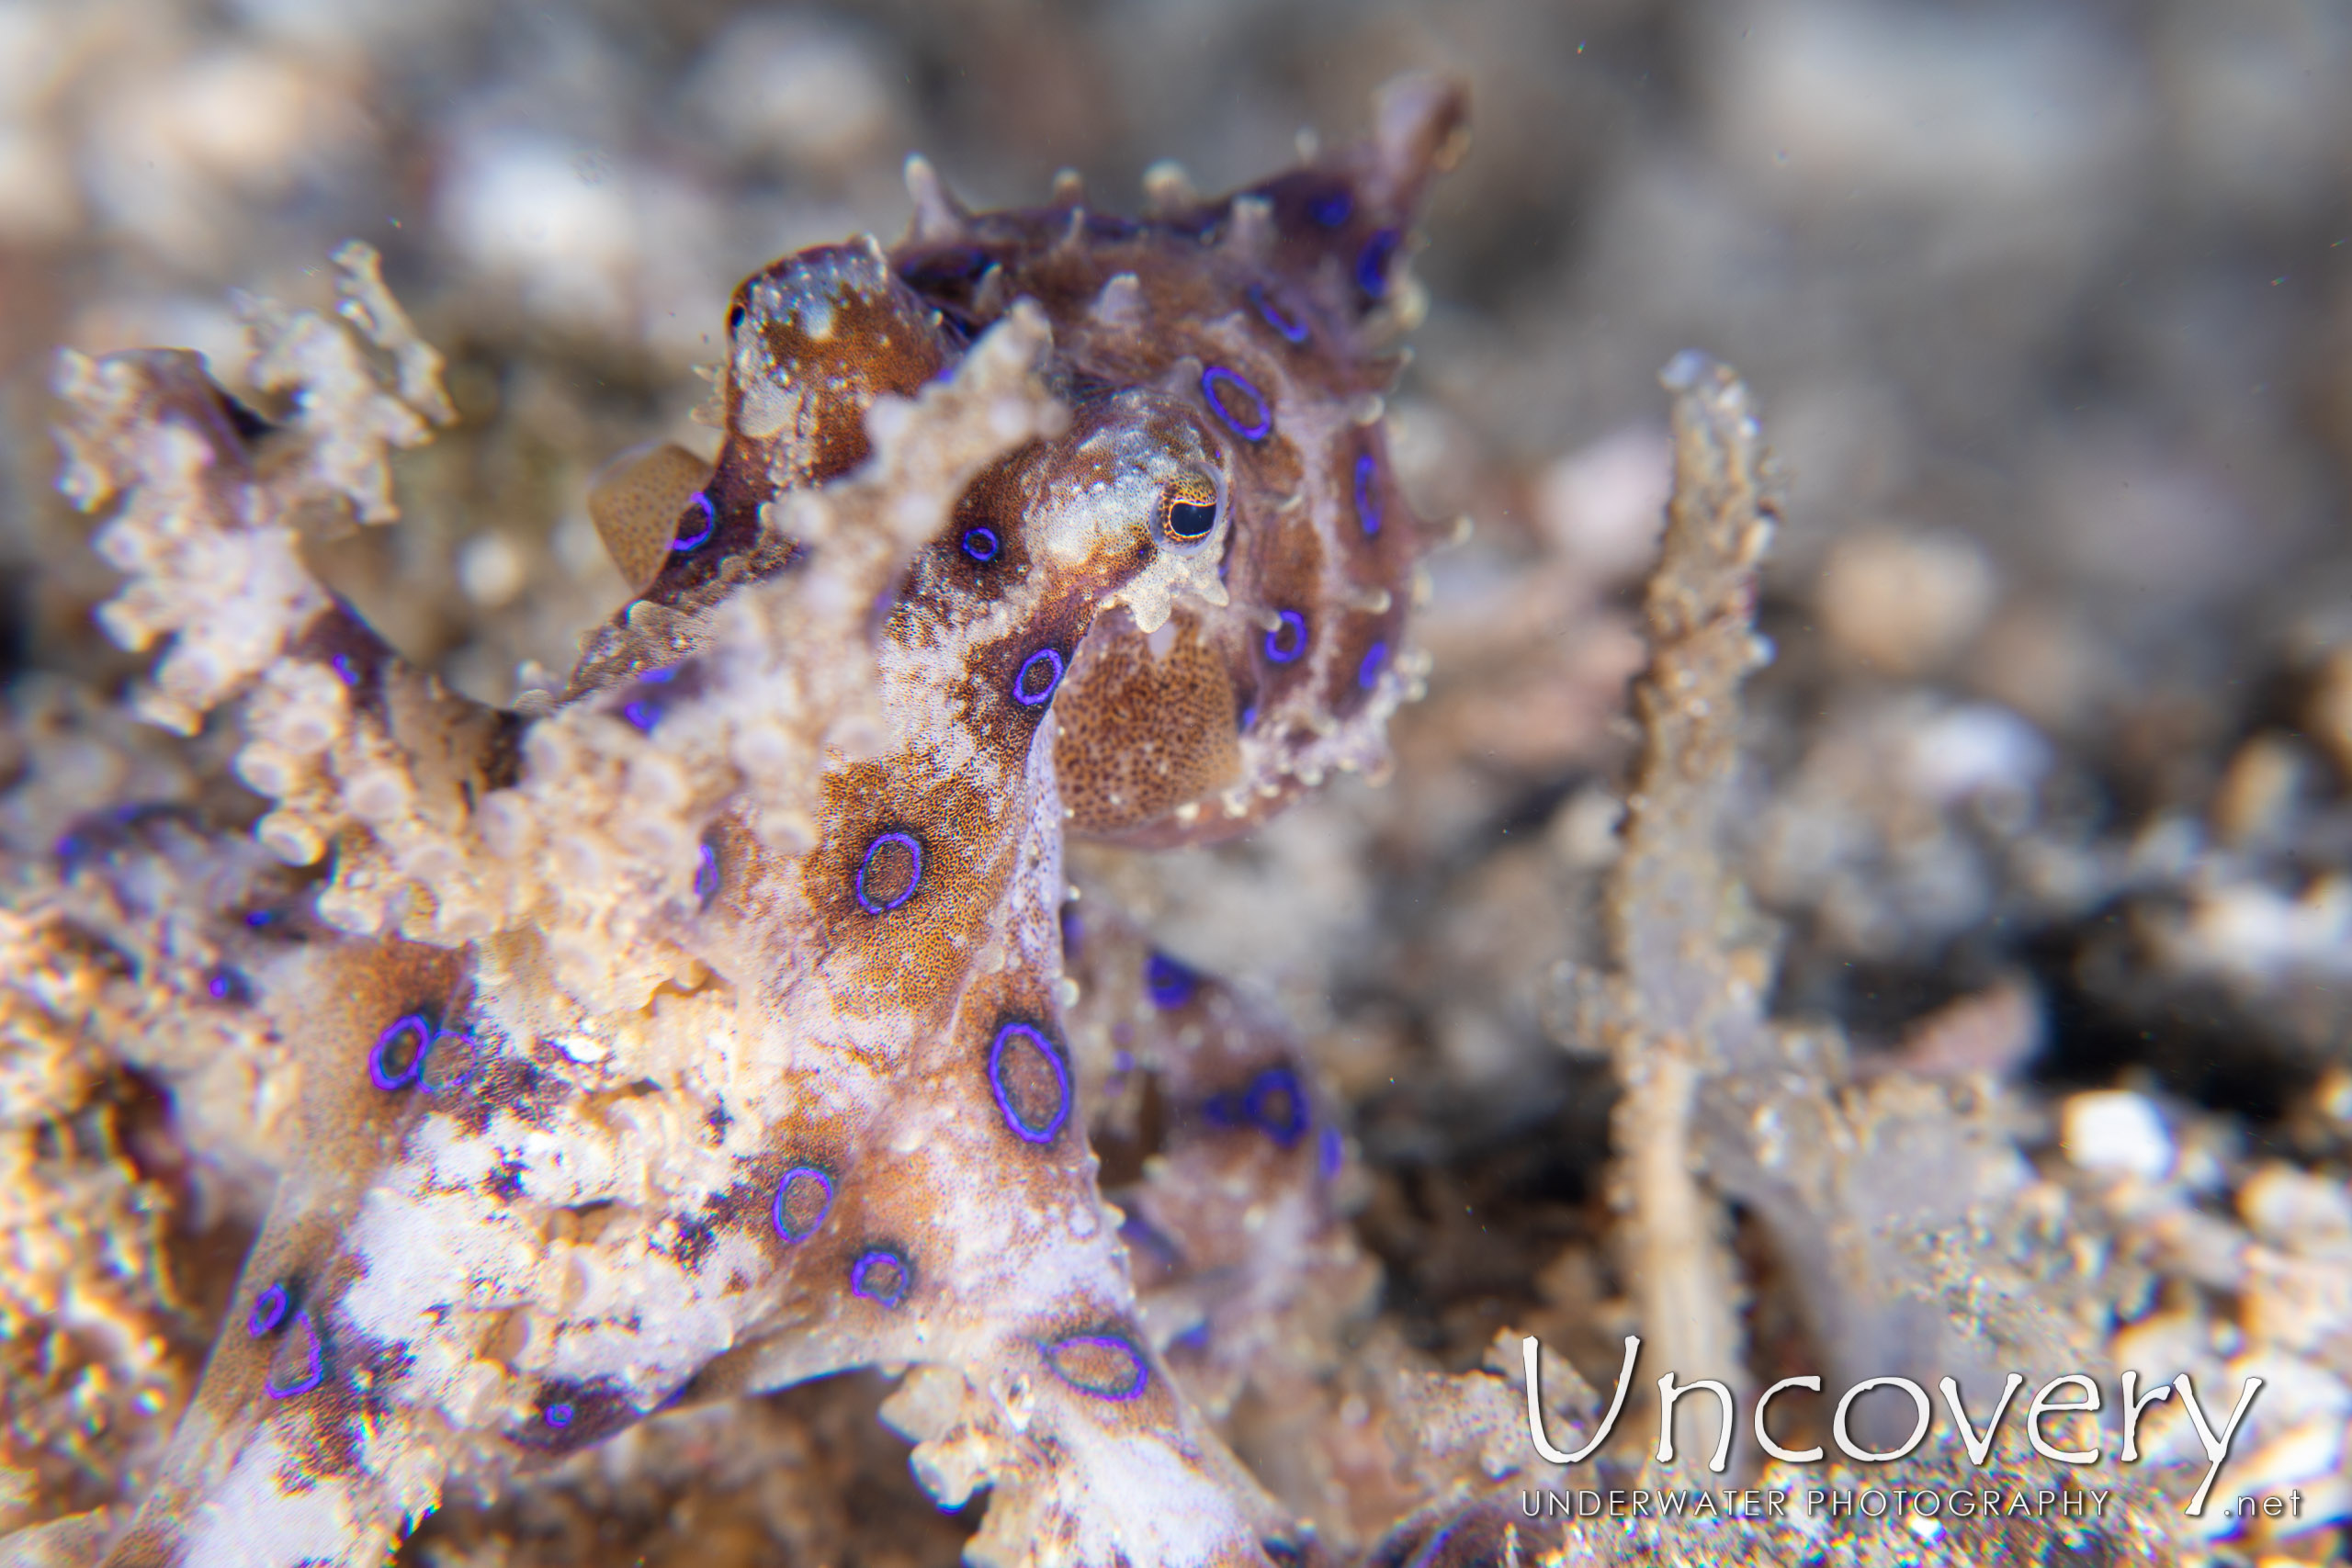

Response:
(10, 73), (1468, 1568)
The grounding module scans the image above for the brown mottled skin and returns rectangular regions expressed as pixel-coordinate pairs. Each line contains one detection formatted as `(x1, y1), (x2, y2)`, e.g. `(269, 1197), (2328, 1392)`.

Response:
(17, 76), (1466, 1568)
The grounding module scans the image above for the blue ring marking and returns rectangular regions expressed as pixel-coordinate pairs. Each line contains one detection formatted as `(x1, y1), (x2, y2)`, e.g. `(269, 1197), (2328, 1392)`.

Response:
(1059, 902), (1082, 961)
(1311, 190), (1353, 228)
(622, 700), (661, 733)
(672, 492), (717, 553)
(854, 831), (923, 914)
(638, 665), (678, 684)
(1238, 703), (1258, 731)
(206, 966), (252, 1004)
(1320, 1124), (1345, 1179)
(988, 1022), (1070, 1144)
(1118, 1210), (1184, 1270)
(1359, 640), (1388, 692)
(1264, 610), (1307, 665)
(1246, 1066), (1310, 1147)
(1045, 1332), (1150, 1402)
(1354, 452), (1383, 536)
(771, 1166), (834, 1244)
(1248, 283), (1309, 345)
(1357, 230), (1399, 299)
(545, 1402), (576, 1428)
(961, 525), (1000, 563)
(246, 1282), (289, 1338)
(368, 1014), (432, 1092)
(1201, 367), (1272, 441)
(1012, 648), (1065, 707)
(331, 653), (357, 686)
(263, 1310), (324, 1399)
(1145, 952), (1197, 1010)
(694, 840), (721, 905)
(850, 1247), (911, 1307)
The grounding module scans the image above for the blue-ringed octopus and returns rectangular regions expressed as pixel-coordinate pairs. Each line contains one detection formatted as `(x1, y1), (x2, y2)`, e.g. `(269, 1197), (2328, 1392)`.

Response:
(10, 73), (1469, 1568)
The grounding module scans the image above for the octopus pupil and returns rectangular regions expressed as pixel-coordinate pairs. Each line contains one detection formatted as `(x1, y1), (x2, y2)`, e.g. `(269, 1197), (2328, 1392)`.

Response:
(1166, 500), (1216, 540)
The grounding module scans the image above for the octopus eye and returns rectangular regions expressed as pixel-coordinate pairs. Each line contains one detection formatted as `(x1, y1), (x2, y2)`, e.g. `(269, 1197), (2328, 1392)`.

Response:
(1159, 473), (1219, 545)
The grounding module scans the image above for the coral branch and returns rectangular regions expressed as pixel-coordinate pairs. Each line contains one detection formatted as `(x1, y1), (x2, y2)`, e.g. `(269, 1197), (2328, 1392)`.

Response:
(1587, 353), (1777, 1466)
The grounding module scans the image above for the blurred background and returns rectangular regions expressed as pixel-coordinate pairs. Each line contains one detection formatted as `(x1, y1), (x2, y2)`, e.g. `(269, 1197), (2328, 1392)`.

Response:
(4, 0), (2351, 1556)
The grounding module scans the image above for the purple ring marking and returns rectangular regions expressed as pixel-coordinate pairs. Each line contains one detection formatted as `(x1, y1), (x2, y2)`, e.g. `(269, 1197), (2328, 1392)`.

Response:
(1201, 367), (1272, 441)
(1354, 452), (1383, 536)
(1357, 230), (1399, 299)
(246, 1282), (289, 1338)
(671, 491), (717, 552)
(368, 1014), (432, 1092)
(263, 1310), (323, 1399)
(850, 1247), (910, 1307)
(1247, 1066), (1310, 1148)
(854, 831), (922, 915)
(989, 1022), (1071, 1144)
(1012, 648), (1065, 707)
(1359, 640), (1388, 692)
(1145, 953), (1196, 1010)
(1248, 283), (1308, 345)
(771, 1166), (835, 1244)
(1311, 190), (1353, 228)
(961, 525), (1000, 563)
(1119, 1210), (1184, 1271)
(1263, 610), (1307, 665)
(545, 1402), (576, 1429)
(1045, 1332), (1150, 1402)
(694, 840), (721, 905)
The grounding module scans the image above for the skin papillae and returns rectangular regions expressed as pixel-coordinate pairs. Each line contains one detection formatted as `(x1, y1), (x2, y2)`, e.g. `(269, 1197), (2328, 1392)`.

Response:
(7, 75), (1466, 1568)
